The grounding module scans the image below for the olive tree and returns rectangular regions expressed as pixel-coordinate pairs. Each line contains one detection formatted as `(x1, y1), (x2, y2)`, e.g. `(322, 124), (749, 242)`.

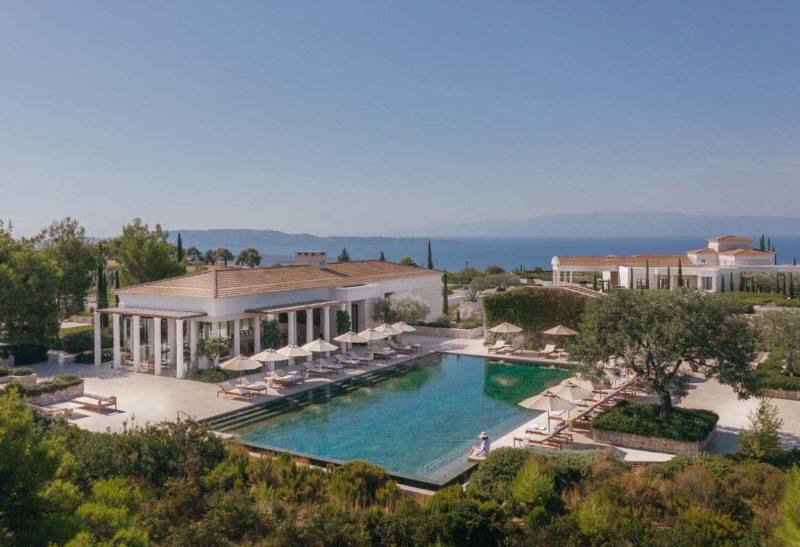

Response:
(754, 310), (800, 376)
(388, 294), (430, 324)
(571, 289), (758, 416)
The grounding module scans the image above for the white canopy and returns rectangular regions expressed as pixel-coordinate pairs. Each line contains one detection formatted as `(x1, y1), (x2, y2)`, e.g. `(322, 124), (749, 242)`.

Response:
(277, 344), (313, 358)
(333, 331), (367, 344)
(552, 381), (595, 402)
(375, 323), (402, 336)
(302, 338), (338, 353)
(251, 348), (290, 363)
(219, 354), (263, 372)
(391, 321), (418, 333)
(357, 328), (388, 341)
(518, 390), (577, 412)
(543, 325), (578, 336)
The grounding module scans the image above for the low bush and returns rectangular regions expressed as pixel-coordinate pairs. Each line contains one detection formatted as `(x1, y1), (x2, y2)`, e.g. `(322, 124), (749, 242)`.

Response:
(467, 447), (532, 500)
(61, 330), (94, 354)
(591, 400), (718, 442)
(188, 367), (242, 383)
(0, 367), (34, 377)
(6, 375), (83, 398)
(0, 343), (49, 365)
(329, 461), (398, 509)
(758, 351), (800, 392)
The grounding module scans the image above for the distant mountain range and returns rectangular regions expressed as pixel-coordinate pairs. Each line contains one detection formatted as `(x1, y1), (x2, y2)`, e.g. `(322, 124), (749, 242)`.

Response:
(167, 229), (449, 254)
(412, 212), (800, 238)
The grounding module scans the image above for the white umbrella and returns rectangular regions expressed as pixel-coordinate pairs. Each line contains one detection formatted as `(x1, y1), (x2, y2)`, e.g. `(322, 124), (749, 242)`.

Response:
(553, 381), (595, 403)
(543, 325), (578, 337)
(333, 331), (367, 354)
(391, 321), (417, 333)
(302, 338), (338, 353)
(251, 348), (289, 372)
(375, 323), (402, 336)
(277, 344), (312, 358)
(489, 322), (523, 334)
(357, 328), (388, 352)
(518, 390), (577, 432)
(219, 354), (263, 383)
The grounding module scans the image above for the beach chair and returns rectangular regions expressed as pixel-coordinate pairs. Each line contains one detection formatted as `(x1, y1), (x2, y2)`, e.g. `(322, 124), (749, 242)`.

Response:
(70, 393), (118, 412)
(334, 354), (361, 368)
(240, 375), (268, 393)
(487, 340), (508, 354)
(387, 339), (413, 354)
(373, 347), (396, 359)
(306, 362), (334, 377)
(270, 368), (305, 387)
(321, 357), (345, 371)
(216, 382), (256, 399)
(530, 344), (557, 357)
(500, 342), (523, 355)
(350, 351), (373, 364)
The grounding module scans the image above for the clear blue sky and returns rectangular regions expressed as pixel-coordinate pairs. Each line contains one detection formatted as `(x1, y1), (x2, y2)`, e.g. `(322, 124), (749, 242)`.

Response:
(2, 1), (799, 237)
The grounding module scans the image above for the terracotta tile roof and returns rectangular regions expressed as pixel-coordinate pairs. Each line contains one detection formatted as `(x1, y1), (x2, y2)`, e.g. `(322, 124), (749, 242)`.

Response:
(687, 248), (717, 254)
(708, 235), (753, 243)
(556, 254), (690, 267)
(718, 248), (775, 257)
(116, 260), (439, 298)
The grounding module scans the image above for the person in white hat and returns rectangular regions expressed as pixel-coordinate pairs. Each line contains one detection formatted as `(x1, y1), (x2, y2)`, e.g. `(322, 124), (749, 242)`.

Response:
(469, 431), (490, 459)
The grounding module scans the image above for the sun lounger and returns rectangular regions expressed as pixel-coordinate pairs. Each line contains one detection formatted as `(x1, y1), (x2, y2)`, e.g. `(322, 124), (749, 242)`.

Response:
(320, 357), (345, 371)
(514, 434), (564, 450)
(217, 381), (257, 399)
(270, 368), (305, 387)
(500, 342), (523, 355)
(71, 393), (117, 412)
(530, 344), (557, 357)
(305, 362), (335, 376)
(387, 339), (413, 354)
(240, 375), (268, 393)
(487, 340), (508, 354)
(350, 352), (373, 364)
(373, 347), (397, 359)
(334, 354), (360, 368)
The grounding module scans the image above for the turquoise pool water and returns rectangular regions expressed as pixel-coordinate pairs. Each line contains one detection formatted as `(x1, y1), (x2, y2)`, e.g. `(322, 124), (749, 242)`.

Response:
(234, 353), (571, 482)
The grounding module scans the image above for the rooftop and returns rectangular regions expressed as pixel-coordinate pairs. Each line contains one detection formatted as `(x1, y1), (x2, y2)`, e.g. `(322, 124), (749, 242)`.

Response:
(707, 235), (753, 243)
(115, 260), (440, 298)
(556, 254), (689, 267)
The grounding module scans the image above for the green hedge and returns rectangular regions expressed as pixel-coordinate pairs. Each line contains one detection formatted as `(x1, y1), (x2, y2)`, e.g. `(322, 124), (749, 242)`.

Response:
(0, 367), (34, 377)
(6, 375), (83, 398)
(482, 287), (587, 345)
(0, 344), (49, 365)
(188, 368), (244, 383)
(592, 400), (718, 442)
(73, 349), (113, 365)
(758, 350), (800, 392)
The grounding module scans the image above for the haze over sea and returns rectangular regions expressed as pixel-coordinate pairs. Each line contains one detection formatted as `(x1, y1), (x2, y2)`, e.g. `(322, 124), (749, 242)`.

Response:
(255, 236), (800, 272)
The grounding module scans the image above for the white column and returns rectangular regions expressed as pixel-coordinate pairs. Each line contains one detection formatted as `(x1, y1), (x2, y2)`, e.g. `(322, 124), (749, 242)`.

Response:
(254, 317), (262, 353)
(175, 319), (185, 379)
(553, 267), (559, 286)
(190, 320), (199, 369)
(233, 319), (241, 355)
(93, 312), (102, 366)
(211, 322), (221, 366)
(306, 308), (314, 342)
(167, 320), (176, 365)
(132, 315), (141, 372)
(288, 311), (297, 345)
(568, 271), (573, 284)
(112, 313), (121, 368)
(322, 307), (331, 341)
(153, 317), (162, 376)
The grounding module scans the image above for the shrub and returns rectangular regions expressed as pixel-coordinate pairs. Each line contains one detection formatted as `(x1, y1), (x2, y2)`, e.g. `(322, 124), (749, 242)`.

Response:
(74, 351), (94, 364)
(758, 350), (800, 392)
(466, 447), (531, 500)
(0, 344), (49, 365)
(591, 400), (718, 442)
(188, 368), (240, 383)
(0, 367), (34, 377)
(483, 287), (586, 346)
(509, 459), (558, 514)
(61, 330), (94, 354)
(739, 398), (784, 460)
(528, 448), (626, 491)
(328, 461), (398, 509)
(8, 375), (83, 398)
(777, 467), (800, 545)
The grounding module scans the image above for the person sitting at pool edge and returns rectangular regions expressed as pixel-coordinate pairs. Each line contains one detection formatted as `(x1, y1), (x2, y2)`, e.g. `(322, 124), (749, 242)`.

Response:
(469, 432), (490, 459)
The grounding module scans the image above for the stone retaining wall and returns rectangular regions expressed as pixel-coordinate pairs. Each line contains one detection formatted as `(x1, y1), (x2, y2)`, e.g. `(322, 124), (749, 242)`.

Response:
(414, 326), (484, 339)
(592, 427), (715, 455)
(0, 373), (38, 387)
(763, 389), (800, 401)
(28, 383), (84, 406)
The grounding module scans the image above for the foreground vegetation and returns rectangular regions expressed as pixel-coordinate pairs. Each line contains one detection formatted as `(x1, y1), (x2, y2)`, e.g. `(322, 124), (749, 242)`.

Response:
(591, 400), (719, 442)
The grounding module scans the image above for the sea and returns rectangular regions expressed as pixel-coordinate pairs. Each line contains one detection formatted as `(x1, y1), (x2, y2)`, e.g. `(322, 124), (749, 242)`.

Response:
(256, 236), (800, 272)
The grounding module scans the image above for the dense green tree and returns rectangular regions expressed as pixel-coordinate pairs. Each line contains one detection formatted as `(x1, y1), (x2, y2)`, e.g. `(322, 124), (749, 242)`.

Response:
(677, 259), (683, 287)
(336, 310), (351, 334)
(214, 248), (234, 267)
(176, 233), (184, 262)
(114, 218), (184, 286)
(197, 337), (228, 366)
(234, 248), (261, 268)
(427, 241), (433, 270)
(203, 249), (215, 265)
(379, 250), (385, 262)
(260, 319), (283, 349)
(739, 398), (784, 460)
(185, 246), (202, 264)
(38, 217), (95, 318)
(572, 290), (758, 415)
(338, 247), (351, 262)
(399, 256), (418, 267)
(485, 264), (505, 275)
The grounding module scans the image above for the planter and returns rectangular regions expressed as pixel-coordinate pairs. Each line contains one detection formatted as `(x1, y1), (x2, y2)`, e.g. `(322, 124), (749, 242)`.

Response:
(592, 427), (716, 455)
(413, 326), (484, 339)
(0, 373), (38, 387)
(458, 301), (483, 320)
(763, 388), (800, 401)
(27, 383), (84, 406)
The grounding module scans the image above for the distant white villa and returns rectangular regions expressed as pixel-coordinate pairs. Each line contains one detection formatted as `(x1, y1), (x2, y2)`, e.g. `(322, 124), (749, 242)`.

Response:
(552, 235), (800, 292)
(93, 252), (442, 378)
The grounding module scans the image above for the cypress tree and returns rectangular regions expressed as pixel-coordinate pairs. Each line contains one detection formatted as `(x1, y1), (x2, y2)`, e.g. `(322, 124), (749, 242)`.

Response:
(645, 260), (650, 289)
(338, 247), (351, 262)
(176, 233), (184, 262)
(760, 235), (765, 251)
(739, 274), (745, 292)
(790, 273), (795, 298)
(96, 246), (109, 327)
(592, 271), (598, 291)
(442, 269), (449, 316)
(677, 259), (683, 287)
(768, 237), (771, 252)
(629, 269), (634, 289)
(379, 250), (386, 262)
(427, 241), (433, 270)
(113, 269), (120, 306)
(720, 276), (725, 292)
(730, 271), (734, 292)
(667, 266), (671, 289)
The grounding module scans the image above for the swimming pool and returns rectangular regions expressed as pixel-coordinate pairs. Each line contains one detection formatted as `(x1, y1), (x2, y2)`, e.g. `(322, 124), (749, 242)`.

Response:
(233, 353), (571, 483)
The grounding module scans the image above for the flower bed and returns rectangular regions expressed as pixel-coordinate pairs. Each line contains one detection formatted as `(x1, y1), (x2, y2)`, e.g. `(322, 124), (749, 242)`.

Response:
(591, 400), (718, 455)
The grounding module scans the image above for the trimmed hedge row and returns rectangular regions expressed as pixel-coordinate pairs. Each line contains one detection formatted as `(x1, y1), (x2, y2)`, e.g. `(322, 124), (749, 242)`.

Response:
(5, 375), (83, 398)
(0, 367), (34, 377)
(0, 344), (49, 365)
(592, 400), (718, 442)
(482, 287), (587, 345)
(758, 350), (800, 392)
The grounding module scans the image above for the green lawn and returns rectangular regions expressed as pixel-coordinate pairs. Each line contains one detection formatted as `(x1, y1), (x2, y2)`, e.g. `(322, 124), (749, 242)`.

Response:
(59, 324), (93, 337)
(718, 292), (800, 312)
(592, 400), (719, 442)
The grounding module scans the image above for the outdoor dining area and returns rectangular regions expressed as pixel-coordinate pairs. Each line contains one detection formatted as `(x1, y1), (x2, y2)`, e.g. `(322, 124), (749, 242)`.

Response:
(510, 373), (642, 450)
(486, 322), (578, 360)
(214, 322), (423, 399)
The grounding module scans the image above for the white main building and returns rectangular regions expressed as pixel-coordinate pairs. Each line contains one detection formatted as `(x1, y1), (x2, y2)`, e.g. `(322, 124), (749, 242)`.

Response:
(552, 235), (800, 292)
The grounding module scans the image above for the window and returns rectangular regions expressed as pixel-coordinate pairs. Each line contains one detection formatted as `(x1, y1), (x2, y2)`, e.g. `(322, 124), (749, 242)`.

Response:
(701, 277), (713, 290)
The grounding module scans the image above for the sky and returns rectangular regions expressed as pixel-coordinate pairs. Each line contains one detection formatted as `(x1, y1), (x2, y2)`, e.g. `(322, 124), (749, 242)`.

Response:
(1, 1), (799, 238)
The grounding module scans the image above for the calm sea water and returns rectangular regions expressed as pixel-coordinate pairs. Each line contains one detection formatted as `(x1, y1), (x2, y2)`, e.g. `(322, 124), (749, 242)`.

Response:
(258, 236), (800, 272)
(235, 353), (570, 481)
